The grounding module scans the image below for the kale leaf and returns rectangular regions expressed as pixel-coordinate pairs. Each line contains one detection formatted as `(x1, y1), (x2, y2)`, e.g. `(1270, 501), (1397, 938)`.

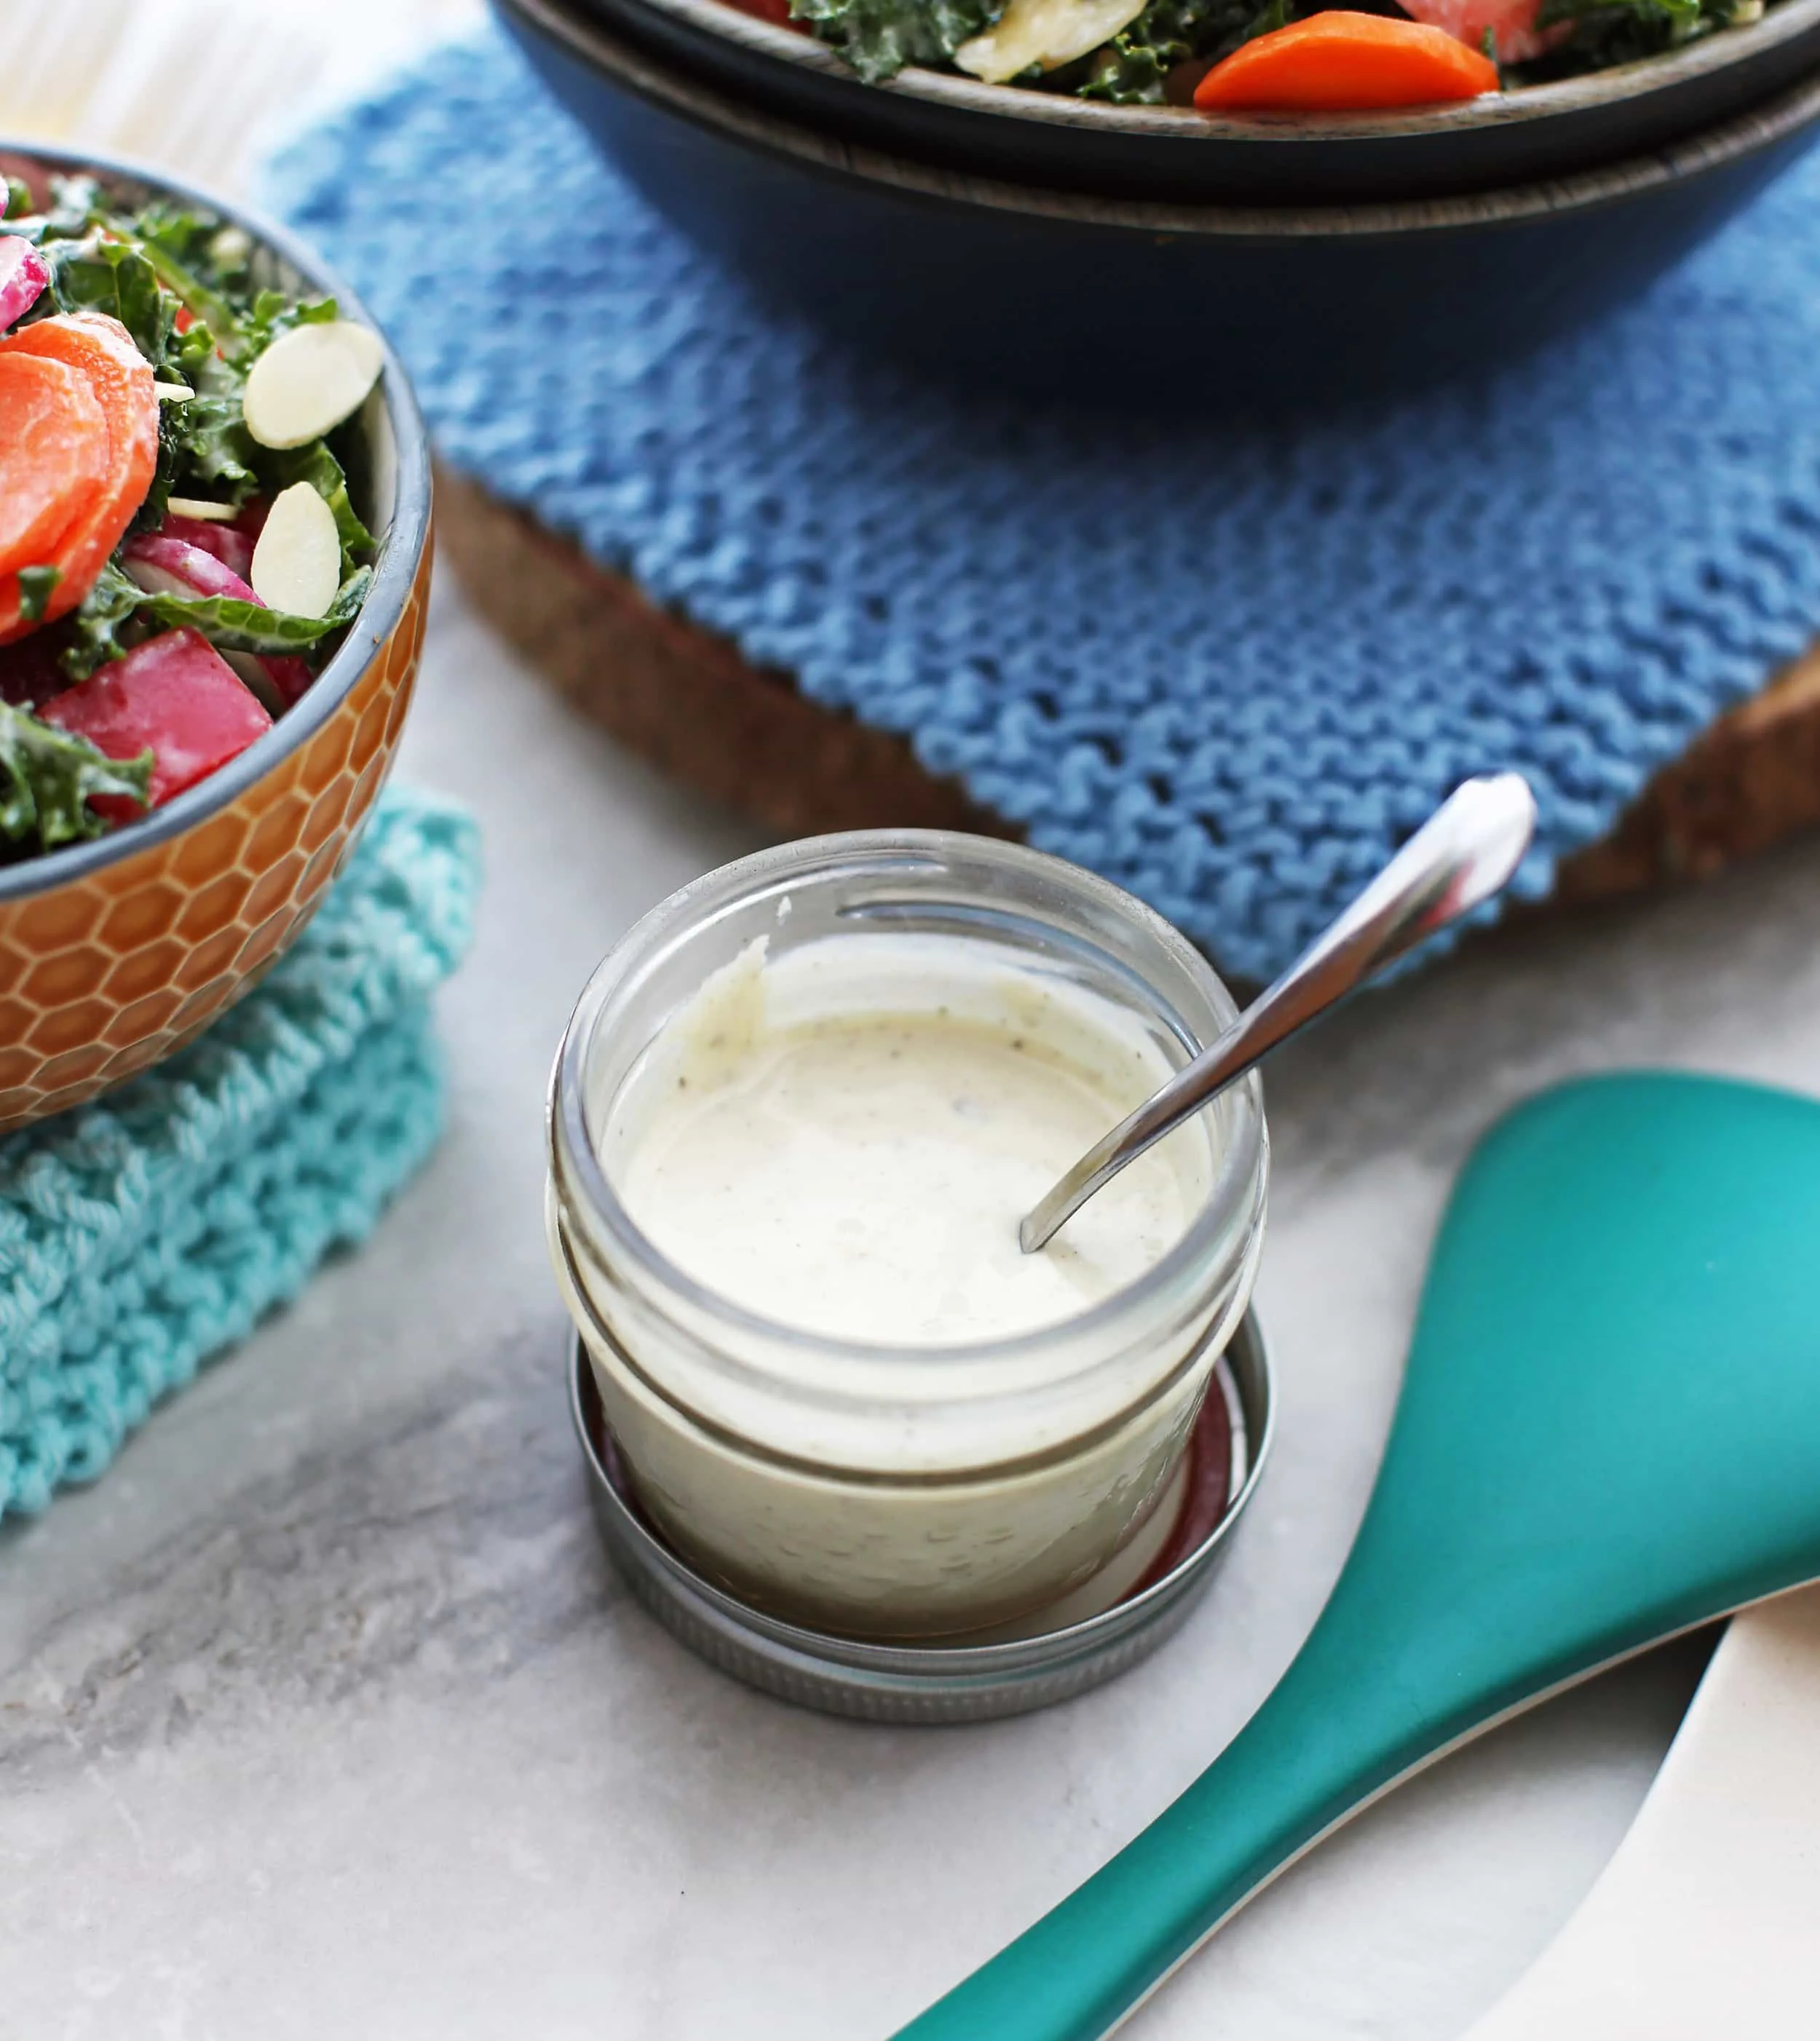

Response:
(1512, 0), (1752, 77)
(269, 442), (375, 579)
(16, 566), (60, 625)
(1076, 0), (1278, 98)
(132, 200), (255, 352)
(135, 568), (373, 657)
(241, 288), (341, 360)
(59, 563), (153, 681)
(38, 229), (178, 372)
(0, 701), (151, 857)
(56, 560), (373, 677)
(791, 0), (1005, 79)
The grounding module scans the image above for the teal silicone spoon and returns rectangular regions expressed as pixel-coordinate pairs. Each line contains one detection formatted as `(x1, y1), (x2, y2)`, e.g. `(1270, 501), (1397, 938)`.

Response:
(898, 1071), (1820, 2041)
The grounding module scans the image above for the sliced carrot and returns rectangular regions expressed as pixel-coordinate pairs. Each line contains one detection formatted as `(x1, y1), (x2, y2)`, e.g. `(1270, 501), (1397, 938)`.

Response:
(1195, 12), (1500, 111)
(0, 356), (108, 576)
(0, 312), (158, 644)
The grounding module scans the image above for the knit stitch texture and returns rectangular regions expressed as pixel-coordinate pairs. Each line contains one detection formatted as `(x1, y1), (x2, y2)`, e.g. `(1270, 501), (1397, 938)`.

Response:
(272, 31), (1820, 983)
(0, 787), (480, 1523)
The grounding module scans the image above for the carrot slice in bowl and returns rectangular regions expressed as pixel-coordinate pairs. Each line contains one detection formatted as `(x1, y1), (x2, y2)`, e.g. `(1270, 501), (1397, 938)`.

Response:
(0, 354), (108, 577)
(0, 311), (158, 643)
(1195, 12), (1500, 111)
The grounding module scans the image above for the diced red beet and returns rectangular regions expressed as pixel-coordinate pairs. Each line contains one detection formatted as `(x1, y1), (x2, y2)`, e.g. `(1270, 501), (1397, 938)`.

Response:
(39, 627), (271, 820)
(0, 236), (47, 333)
(124, 531), (261, 605)
(159, 514), (255, 581)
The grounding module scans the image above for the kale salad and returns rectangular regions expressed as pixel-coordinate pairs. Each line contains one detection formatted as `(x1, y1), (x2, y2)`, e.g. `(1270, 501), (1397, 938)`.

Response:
(0, 167), (384, 865)
(753, 0), (1773, 109)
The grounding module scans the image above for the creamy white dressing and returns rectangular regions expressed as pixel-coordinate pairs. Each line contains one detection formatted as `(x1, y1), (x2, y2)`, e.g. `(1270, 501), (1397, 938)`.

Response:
(610, 933), (1198, 1347)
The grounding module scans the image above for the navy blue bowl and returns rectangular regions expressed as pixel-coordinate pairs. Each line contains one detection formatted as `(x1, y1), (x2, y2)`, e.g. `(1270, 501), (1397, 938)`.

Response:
(496, 0), (1820, 400)
(568, 0), (1820, 203)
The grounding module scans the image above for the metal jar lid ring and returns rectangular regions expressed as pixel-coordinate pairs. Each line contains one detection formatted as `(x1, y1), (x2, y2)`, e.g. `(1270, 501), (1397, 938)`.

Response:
(569, 1309), (1275, 1724)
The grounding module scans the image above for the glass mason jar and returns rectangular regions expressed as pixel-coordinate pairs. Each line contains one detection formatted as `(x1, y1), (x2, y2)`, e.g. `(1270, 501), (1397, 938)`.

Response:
(547, 832), (1268, 1641)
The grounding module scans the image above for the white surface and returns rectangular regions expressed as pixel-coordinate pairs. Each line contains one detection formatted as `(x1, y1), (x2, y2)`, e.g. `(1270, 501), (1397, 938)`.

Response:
(15, 565), (1820, 2037)
(1467, 1584), (1820, 2040)
(0, 0), (484, 194)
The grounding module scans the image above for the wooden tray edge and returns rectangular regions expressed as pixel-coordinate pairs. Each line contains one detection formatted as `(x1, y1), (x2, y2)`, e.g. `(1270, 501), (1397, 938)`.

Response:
(437, 464), (1820, 914)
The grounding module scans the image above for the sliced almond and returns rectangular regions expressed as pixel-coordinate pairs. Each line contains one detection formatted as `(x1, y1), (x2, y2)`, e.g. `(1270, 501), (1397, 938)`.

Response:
(954, 0), (1147, 82)
(165, 496), (239, 520)
(250, 481), (341, 619)
(241, 319), (384, 451)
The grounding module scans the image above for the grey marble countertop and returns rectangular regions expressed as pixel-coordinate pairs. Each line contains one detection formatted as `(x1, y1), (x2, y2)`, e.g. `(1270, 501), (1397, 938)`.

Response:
(9, 566), (1819, 2040)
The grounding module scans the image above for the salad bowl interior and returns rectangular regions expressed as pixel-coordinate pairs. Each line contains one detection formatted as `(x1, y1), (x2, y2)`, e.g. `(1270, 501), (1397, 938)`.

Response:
(0, 145), (432, 1130)
(569, 0), (1820, 199)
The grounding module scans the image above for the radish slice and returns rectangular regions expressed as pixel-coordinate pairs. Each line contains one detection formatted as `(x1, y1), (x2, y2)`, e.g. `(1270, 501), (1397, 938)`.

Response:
(124, 532), (260, 606)
(249, 482), (340, 619)
(241, 319), (384, 450)
(0, 237), (47, 332)
(159, 514), (253, 581)
(1398, 0), (1562, 60)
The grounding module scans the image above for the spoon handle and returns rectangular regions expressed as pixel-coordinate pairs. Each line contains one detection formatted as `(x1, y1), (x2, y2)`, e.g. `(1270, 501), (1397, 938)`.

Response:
(1020, 772), (1537, 1252)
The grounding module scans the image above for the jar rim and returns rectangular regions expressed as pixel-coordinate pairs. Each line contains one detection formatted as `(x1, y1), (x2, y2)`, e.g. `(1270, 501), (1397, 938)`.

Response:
(549, 829), (1268, 1390)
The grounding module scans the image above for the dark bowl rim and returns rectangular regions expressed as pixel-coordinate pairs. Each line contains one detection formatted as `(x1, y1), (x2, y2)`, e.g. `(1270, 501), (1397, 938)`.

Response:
(0, 140), (432, 907)
(569, 0), (1820, 145)
(505, 0), (1820, 233)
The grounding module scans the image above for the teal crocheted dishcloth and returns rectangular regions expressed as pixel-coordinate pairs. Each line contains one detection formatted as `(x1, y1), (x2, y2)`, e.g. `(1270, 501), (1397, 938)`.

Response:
(0, 786), (480, 1524)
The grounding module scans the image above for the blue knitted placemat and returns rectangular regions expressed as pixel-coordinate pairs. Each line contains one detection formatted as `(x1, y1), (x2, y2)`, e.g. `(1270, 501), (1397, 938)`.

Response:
(272, 31), (1820, 984)
(0, 787), (480, 1523)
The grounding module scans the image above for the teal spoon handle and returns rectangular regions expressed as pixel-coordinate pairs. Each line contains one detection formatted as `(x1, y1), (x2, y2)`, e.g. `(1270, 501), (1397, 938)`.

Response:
(898, 1074), (1820, 2041)
(898, 1620), (1443, 2040)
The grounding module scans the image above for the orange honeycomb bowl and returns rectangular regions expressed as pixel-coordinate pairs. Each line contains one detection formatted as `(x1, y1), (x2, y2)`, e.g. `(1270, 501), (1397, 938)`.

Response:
(0, 146), (433, 1130)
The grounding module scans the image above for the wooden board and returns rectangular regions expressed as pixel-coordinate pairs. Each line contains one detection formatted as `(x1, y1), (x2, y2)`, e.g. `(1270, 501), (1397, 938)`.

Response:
(438, 467), (1820, 910)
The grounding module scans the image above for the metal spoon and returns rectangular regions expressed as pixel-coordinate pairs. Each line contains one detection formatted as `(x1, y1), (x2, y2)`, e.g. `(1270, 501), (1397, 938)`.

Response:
(1019, 772), (1538, 1253)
